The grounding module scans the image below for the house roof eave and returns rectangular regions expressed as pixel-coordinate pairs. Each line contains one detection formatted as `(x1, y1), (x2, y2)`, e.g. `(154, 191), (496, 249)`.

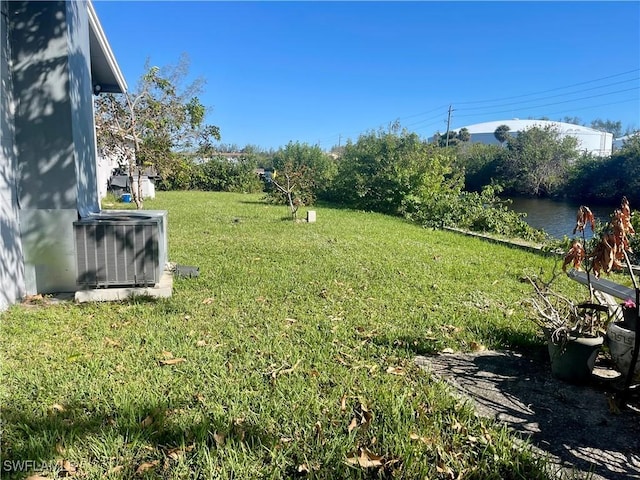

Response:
(87, 0), (127, 94)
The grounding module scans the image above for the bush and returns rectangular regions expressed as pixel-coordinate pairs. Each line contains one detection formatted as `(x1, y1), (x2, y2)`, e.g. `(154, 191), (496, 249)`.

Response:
(401, 185), (546, 242)
(265, 142), (337, 206)
(329, 127), (457, 215)
(157, 155), (263, 193)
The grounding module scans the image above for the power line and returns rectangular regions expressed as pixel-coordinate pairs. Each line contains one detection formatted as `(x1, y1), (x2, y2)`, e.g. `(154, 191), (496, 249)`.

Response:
(454, 87), (638, 118)
(455, 68), (640, 105)
(398, 104), (449, 121)
(309, 69), (639, 149)
(404, 112), (449, 128)
(530, 97), (640, 121)
(456, 77), (639, 113)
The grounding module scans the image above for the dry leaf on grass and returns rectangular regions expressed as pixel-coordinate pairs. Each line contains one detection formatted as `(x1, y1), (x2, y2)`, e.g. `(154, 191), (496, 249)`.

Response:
(213, 432), (225, 446)
(436, 462), (455, 479)
(165, 444), (195, 461)
(298, 463), (319, 473)
(386, 366), (406, 376)
(159, 357), (186, 366)
(409, 432), (434, 445)
(469, 341), (486, 352)
(440, 324), (461, 334)
(56, 459), (77, 475)
(340, 394), (348, 412)
(104, 337), (120, 347)
(140, 415), (154, 428)
(196, 340), (207, 347)
(50, 403), (65, 413)
(348, 417), (358, 433)
(135, 460), (159, 475)
(108, 465), (124, 474)
(202, 297), (214, 304)
(348, 402), (373, 432)
(345, 446), (384, 468)
(269, 359), (301, 379)
(23, 294), (44, 304)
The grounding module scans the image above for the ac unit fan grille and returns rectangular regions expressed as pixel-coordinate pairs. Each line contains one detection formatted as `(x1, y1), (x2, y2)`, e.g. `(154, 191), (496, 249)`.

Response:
(75, 220), (160, 287)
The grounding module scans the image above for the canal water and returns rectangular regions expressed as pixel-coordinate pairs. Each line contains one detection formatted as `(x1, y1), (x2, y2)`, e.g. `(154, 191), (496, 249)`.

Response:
(506, 197), (618, 239)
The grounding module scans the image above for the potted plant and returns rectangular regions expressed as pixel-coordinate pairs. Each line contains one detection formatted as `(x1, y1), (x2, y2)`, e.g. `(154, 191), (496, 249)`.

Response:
(562, 197), (640, 386)
(525, 271), (607, 383)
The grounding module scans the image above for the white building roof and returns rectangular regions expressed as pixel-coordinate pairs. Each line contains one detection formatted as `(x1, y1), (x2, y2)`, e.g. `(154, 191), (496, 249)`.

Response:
(453, 119), (613, 156)
(459, 119), (606, 137)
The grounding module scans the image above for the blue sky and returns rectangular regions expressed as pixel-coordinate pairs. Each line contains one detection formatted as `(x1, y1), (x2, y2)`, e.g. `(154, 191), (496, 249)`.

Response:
(93, 1), (640, 151)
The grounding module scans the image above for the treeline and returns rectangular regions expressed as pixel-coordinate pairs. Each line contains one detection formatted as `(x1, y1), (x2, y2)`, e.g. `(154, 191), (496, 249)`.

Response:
(157, 154), (264, 194)
(153, 120), (639, 241)
(159, 125), (545, 241)
(95, 57), (638, 241)
(455, 125), (640, 205)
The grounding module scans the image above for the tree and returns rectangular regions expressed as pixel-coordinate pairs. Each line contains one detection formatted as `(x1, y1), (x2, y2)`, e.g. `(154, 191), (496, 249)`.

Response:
(94, 54), (220, 208)
(453, 143), (504, 192)
(329, 127), (458, 215)
(566, 133), (640, 204)
(501, 125), (579, 196)
(590, 118), (623, 138)
(561, 116), (584, 126)
(493, 124), (511, 145)
(269, 142), (337, 205)
(430, 128), (471, 148)
(457, 127), (471, 143)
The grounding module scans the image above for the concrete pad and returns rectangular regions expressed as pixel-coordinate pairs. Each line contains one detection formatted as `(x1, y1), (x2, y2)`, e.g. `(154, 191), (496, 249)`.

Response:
(416, 350), (640, 480)
(75, 270), (173, 303)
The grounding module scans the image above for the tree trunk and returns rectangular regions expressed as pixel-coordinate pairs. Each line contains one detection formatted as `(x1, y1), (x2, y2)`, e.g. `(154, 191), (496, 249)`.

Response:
(128, 163), (143, 209)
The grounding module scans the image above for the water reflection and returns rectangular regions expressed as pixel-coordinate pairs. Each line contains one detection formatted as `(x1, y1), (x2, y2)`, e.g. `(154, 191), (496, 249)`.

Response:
(506, 197), (617, 239)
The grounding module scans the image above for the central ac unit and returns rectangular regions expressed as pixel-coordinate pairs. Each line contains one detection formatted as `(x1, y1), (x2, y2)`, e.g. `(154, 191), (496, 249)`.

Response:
(74, 210), (167, 288)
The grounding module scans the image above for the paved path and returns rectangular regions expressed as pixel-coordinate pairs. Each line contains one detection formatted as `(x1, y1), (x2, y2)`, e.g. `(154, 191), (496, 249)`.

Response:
(416, 350), (640, 480)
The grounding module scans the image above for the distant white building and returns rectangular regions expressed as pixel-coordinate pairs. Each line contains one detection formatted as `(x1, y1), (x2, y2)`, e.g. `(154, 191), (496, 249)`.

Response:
(455, 119), (613, 156)
(612, 133), (639, 151)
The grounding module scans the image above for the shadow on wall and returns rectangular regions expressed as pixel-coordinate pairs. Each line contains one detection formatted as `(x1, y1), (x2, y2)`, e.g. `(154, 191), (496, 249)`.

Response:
(0, 0), (23, 309)
(0, 1), (103, 303)
(13, 0), (99, 211)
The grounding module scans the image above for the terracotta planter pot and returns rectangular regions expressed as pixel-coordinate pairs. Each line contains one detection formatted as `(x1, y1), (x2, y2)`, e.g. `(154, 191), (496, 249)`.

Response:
(547, 335), (603, 384)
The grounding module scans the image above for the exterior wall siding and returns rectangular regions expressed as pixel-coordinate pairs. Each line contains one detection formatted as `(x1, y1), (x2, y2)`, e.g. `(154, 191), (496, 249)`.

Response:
(67, 0), (100, 217)
(10, 1), (97, 295)
(0, 0), (25, 310)
(0, 0), (126, 309)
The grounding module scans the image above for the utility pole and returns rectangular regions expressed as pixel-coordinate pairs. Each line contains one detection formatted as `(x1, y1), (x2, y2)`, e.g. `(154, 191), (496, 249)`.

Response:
(445, 104), (453, 147)
(338, 134), (341, 148)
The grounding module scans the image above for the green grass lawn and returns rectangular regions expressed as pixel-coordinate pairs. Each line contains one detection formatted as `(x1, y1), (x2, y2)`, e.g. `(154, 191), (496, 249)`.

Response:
(1, 191), (587, 479)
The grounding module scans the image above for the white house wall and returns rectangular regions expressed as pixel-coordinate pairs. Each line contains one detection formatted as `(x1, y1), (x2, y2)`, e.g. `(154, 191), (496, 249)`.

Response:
(0, 0), (25, 310)
(10, 1), (99, 295)
(67, 0), (101, 217)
